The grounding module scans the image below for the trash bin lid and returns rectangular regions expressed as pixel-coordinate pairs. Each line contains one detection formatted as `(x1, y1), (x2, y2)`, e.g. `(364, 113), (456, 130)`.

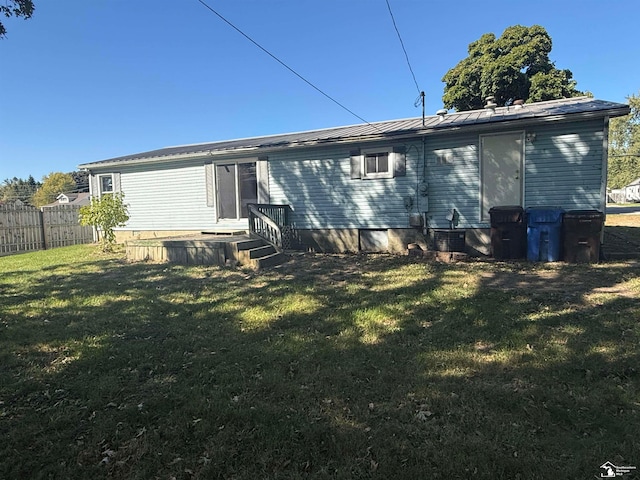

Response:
(489, 205), (524, 212)
(526, 207), (564, 224)
(563, 209), (604, 219)
(489, 205), (524, 224)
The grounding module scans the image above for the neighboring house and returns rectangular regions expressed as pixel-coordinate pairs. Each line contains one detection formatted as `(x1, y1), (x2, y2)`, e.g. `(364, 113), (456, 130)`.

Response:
(608, 178), (640, 203)
(624, 178), (640, 202)
(42, 192), (91, 208)
(78, 97), (629, 255)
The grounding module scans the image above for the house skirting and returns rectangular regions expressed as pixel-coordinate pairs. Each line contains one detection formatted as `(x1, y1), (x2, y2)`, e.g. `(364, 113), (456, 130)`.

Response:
(115, 227), (492, 256)
(297, 227), (491, 256)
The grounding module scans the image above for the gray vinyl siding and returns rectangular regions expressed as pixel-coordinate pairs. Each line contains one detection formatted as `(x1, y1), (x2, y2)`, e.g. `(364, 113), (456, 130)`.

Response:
(524, 119), (604, 210)
(424, 133), (481, 229)
(268, 143), (422, 229)
(94, 160), (216, 231)
(85, 117), (607, 235)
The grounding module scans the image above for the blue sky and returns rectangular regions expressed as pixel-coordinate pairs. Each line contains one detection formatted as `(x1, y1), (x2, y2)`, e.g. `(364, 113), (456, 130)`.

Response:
(1, 0), (638, 183)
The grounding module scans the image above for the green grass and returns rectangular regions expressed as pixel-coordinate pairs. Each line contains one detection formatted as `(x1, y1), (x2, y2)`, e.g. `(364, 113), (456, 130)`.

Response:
(1, 245), (639, 479)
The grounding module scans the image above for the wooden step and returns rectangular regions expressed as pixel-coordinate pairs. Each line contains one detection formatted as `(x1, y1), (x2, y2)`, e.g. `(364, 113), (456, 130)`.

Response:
(253, 252), (287, 269)
(233, 238), (266, 250)
(248, 244), (277, 259)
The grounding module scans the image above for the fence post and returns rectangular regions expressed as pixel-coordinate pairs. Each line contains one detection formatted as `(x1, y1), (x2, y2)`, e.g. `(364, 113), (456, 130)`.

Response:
(39, 208), (47, 250)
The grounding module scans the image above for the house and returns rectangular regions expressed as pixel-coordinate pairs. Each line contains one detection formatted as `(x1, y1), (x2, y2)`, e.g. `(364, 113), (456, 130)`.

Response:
(78, 97), (630, 256)
(608, 178), (640, 203)
(42, 192), (91, 208)
(623, 177), (640, 202)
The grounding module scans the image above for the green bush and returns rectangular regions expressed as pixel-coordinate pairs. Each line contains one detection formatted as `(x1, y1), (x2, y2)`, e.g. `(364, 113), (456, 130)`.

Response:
(79, 193), (129, 251)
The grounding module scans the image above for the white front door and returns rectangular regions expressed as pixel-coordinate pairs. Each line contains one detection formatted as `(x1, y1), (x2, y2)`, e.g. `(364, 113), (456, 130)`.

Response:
(480, 132), (524, 222)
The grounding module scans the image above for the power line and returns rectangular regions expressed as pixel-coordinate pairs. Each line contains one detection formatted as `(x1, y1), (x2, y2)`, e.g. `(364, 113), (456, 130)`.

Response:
(385, 0), (421, 95)
(195, 0), (378, 129)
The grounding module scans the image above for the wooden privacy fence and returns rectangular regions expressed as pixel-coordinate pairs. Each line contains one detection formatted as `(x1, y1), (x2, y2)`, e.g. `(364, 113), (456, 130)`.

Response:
(0, 203), (94, 255)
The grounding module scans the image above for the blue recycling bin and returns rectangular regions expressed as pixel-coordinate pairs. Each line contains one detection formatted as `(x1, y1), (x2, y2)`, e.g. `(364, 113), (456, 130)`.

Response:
(526, 207), (564, 262)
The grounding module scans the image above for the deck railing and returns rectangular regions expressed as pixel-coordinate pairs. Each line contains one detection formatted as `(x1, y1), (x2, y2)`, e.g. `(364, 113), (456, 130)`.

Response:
(247, 204), (293, 250)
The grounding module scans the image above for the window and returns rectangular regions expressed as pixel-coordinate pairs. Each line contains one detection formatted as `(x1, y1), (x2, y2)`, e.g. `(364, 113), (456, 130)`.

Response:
(365, 152), (390, 176)
(215, 162), (257, 220)
(362, 148), (393, 179)
(99, 175), (114, 195)
(351, 147), (405, 180)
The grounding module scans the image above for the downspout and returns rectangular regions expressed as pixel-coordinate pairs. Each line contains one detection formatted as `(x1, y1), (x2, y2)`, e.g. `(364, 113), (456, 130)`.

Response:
(84, 168), (99, 243)
(600, 116), (610, 244)
(422, 135), (428, 236)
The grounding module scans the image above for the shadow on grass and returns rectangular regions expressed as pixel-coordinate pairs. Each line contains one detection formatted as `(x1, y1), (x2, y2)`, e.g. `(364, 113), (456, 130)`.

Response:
(1, 249), (639, 479)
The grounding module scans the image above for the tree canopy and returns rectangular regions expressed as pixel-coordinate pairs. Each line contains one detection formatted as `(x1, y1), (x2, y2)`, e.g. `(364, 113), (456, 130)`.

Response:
(31, 172), (76, 207)
(608, 92), (640, 189)
(0, 176), (41, 204)
(0, 0), (35, 38)
(442, 25), (584, 111)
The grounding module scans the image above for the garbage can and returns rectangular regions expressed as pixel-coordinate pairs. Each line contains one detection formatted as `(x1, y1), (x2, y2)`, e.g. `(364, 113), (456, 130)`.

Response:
(489, 206), (526, 259)
(563, 210), (604, 263)
(527, 207), (564, 262)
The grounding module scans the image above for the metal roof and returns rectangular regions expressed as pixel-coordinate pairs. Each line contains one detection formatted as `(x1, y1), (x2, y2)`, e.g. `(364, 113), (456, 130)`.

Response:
(79, 97), (630, 169)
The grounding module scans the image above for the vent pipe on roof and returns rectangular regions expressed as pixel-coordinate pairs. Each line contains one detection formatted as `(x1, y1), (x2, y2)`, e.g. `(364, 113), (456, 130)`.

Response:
(436, 109), (447, 121)
(484, 96), (497, 116)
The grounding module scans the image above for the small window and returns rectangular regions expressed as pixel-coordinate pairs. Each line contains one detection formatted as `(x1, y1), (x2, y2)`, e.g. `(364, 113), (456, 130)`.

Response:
(362, 149), (393, 179)
(99, 175), (114, 195)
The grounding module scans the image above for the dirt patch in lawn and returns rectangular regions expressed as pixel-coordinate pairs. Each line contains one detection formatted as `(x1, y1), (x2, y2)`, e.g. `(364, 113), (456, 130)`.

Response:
(478, 262), (639, 298)
(604, 214), (640, 259)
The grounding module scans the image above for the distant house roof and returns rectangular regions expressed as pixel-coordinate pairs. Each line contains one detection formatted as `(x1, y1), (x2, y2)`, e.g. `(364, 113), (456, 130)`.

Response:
(626, 177), (640, 187)
(79, 97), (630, 170)
(42, 192), (90, 208)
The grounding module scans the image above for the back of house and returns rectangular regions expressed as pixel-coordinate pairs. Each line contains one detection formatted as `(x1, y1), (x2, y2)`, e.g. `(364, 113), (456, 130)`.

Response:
(78, 96), (629, 256)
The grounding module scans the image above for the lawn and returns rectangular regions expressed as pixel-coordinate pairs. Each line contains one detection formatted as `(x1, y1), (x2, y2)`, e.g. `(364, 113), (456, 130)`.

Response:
(1, 237), (639, 479)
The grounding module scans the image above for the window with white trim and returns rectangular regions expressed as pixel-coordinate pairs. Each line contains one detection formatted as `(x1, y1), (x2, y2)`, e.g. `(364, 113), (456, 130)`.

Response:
(351, 146), (406, 180)
(98, 174), (114, 195)
(362, 148), (393, 179)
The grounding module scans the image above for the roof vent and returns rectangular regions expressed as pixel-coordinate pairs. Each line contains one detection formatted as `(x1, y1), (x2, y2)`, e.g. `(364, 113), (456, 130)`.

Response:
(513, 99), (525, 109)
(436, 109), (447, 121)
(484, 96), (497, 116)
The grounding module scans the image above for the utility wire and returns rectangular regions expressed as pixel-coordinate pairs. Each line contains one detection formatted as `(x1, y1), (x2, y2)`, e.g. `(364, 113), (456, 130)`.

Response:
(385, 0), (421, 95)
(195, 0), (379, 129)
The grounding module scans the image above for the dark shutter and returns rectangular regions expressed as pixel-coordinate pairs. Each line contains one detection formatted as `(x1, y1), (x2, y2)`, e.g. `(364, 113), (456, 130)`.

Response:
(257, 158), (269, 203)
(113, 172), (122, 193)
(90, 173), (99, 198)
(393, 146), (406, 177)
(205, 161), (214, 207)
(350, 149), (362, 179)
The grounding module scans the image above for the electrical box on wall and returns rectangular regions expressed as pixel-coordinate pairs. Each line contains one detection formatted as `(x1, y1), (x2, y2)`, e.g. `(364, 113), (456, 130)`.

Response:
(419, 182), (429, 196)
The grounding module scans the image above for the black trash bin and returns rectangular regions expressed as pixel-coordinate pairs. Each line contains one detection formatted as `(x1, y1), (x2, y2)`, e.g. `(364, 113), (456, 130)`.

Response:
(563, 210), (604, 263)
(489, 206), (526, 259)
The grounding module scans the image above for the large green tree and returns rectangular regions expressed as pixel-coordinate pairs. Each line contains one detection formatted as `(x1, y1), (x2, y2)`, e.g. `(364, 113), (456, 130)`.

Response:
(442, 25), (583, 111)
(608, 92), (640, 189)
(31, 172), (76, 207)
(0, 0), (35, 38)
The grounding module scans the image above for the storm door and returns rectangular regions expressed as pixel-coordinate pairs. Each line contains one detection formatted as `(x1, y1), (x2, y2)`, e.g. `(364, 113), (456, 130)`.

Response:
(215, 162), (257, 220)
(480, 132), (524, 222)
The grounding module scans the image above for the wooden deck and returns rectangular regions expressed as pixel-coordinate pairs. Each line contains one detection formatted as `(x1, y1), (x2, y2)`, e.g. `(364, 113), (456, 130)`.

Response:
(125, 233), (286, 269)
